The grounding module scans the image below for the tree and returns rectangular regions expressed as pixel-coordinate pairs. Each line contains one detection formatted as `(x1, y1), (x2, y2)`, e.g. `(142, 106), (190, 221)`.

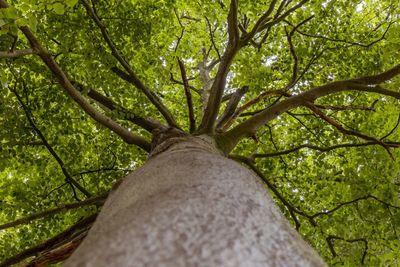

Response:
(0, 0), (399, 265)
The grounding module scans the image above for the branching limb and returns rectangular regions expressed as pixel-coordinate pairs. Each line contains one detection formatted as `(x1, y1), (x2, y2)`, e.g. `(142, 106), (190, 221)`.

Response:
(0, 214), (97, 267)
(177, 58), (196, 133)
(74, 82), (164, 132)
(170, 73), (200, 94)
(305, 102), (394, 158)
(0, 48), (36, 58)
(11, 86), (92, 199)
(205, 16), (222, 60)
(220, 64), (400, 153)
(173, 9), (185, 52)
(80, 0), (178, 128)
(216, 85), (249, 129)
(197, 0), (241, 133)
(252, 141), (400, 159)
(240, 0), (278, 44)
(0, 0), (151, 152)
(0, 194), (106, 230)
(310, 194), (400, 220)
(293, 20), (393, 48)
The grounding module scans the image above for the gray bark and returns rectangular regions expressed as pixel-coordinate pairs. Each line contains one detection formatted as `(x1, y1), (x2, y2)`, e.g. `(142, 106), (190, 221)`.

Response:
(64, 136), (326, 267)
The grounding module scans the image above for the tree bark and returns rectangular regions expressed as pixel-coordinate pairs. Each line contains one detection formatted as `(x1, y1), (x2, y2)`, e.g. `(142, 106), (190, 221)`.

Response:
(64, 136), (326, 267)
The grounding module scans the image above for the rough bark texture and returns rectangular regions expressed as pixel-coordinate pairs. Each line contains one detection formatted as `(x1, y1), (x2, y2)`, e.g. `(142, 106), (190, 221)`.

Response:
(64, 136), (326, 267)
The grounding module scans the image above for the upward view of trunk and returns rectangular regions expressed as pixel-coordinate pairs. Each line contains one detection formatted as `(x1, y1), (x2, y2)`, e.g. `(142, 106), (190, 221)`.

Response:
(64, 136), (326, 267)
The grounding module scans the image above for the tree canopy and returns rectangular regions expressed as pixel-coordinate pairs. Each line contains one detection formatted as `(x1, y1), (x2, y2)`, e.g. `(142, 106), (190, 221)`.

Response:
(0, 0), (399, 266)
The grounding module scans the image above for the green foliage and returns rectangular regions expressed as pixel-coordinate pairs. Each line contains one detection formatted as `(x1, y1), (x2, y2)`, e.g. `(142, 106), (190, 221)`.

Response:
(1, 0), (399, 265)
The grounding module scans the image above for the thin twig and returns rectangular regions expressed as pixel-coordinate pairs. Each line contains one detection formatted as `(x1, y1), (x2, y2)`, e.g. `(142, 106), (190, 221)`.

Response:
(11, 86), (92, 198)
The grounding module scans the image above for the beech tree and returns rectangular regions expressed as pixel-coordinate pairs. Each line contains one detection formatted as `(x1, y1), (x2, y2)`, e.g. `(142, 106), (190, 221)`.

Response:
(0, 0), (399, 266)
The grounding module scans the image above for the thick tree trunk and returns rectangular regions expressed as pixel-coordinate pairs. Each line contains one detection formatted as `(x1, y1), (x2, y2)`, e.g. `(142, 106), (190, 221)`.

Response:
(64, 136), (326, 267)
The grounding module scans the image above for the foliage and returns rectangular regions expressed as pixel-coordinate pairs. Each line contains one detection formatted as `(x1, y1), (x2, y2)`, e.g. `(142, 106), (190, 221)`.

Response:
(0, 0), (399, 266)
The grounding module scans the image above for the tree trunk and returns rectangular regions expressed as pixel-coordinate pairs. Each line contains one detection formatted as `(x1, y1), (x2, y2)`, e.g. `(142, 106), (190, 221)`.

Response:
(64, 136), (326, 267)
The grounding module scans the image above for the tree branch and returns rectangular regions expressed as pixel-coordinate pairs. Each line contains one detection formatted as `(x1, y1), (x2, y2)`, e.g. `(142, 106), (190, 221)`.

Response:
(0, 0), (151, 152)
(80, 0), (178, 128)
(74, 82), (164, 132)
(219, 65), (400, 153)
(252, 141), (400, 159)
(197, 0), (241, 134)
(216, 85), (249, 129)
(0, 48), (36, 58)
(0, 194), (106, 230)
(310, 194), (400, 220)
(0, 214), (97, 267)
(177, 58), (196, 133)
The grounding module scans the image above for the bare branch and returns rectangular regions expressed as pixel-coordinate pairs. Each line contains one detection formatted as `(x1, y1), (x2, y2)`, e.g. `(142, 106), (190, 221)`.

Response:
(80, 0), (178, 127)
(381, 113), (400, 140)
(0, 194), (106, 230)
(227, 0), (239, 45)
(0, 48), (36, 58)
(74, 82), (164, 132)
(221, 89), (290, 131)
(352, 63), (400, 84)
(197, 0), (242, 133)
(0, 214), (97, 267)
(240, 0), (278, 44)
(177, 58), (196, 133)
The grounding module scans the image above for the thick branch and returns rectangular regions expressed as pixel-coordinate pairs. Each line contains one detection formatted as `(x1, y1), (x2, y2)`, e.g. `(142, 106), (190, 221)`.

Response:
(80, 0), (178, 128)
(0, 214), (97, 267)
(0, 0), (151, 152)
(0, 194), (106, 230)
(240, 0), (278, 44)
(177, 58), (196, 133)
(0, 48), (36, 58)
(305, 102), (393, 157)
(197, 0), (241, 133)
(216, 85), (249, 129)
(220, 67), (400, 153)
(79, 84), (164, 132)
(352, 64), (400, 84)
